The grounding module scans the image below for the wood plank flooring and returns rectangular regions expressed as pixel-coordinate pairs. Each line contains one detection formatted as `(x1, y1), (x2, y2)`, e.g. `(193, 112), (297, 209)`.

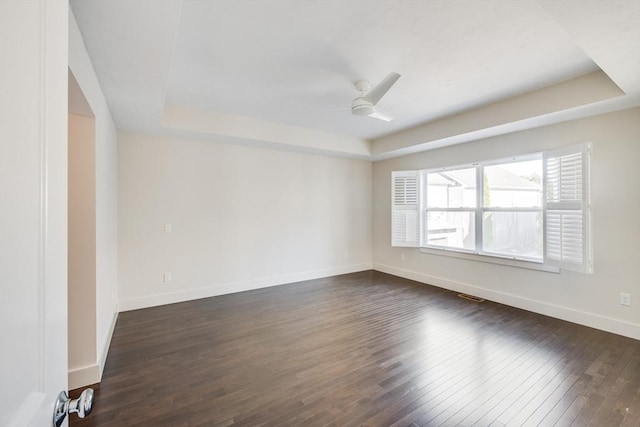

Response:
(70, 271), (640, 426)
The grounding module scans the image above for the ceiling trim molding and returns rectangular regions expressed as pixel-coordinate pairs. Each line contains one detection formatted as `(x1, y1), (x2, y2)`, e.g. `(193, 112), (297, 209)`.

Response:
(161, 105), (372, 158)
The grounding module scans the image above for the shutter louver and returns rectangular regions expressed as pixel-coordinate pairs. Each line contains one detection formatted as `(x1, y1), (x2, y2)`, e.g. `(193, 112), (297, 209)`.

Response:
(392, 171), (419, 247)
(546, 211), (584, 263)
(544, 143), (592, 273)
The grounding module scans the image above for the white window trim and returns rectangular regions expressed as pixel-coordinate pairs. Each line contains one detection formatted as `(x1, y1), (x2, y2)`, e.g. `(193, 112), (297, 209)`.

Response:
(420, 247), (560, 273)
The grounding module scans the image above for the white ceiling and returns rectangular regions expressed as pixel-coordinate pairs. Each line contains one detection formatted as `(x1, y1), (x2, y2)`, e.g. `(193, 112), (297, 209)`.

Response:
(70, 0), (640, 159)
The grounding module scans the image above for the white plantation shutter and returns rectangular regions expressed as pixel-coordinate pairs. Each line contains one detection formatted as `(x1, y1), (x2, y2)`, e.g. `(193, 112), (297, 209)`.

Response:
(392, 170), (420, 247)
(544, 143), (592, 273)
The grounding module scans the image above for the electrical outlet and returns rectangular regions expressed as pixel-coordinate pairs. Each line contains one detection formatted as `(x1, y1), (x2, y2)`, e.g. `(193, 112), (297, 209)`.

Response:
(164, 223), (172, 233)
(619, 293), (631, 306)
(163, 272), (172, 282)
(401, 254), (406, 261)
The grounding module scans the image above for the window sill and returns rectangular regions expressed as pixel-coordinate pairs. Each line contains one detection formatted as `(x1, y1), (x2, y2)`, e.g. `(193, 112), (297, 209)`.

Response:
(420, 247), (560, 273)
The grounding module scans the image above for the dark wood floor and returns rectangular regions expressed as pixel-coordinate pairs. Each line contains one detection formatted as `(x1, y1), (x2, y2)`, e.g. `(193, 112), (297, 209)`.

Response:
(71, 271), (640, 426)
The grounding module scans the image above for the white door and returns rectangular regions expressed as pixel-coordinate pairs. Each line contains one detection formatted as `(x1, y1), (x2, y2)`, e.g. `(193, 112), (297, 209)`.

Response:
(0, 1), (70, 426)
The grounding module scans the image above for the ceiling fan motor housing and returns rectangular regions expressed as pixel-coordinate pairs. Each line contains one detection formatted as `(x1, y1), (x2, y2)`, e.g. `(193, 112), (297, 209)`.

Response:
(351, 98), (375, 116)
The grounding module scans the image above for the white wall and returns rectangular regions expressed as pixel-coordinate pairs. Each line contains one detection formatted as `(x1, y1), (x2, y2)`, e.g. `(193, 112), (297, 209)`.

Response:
(373, 108), (640, 339)
(118, 133), (373, 310)
(68, 113), (97, 382)
(69, 10), (119, 387)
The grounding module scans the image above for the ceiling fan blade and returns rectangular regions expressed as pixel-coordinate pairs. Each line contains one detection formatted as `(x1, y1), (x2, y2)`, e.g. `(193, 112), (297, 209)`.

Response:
(363, 72), (401, 105)
(368, 108), (394, 122)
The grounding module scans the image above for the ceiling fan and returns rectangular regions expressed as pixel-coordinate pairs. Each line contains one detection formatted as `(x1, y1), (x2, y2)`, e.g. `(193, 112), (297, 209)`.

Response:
(351, 72), (401, 121)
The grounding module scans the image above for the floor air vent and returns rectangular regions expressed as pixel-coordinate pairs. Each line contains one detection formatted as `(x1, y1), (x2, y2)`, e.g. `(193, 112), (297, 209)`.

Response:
(458, 293), (485, 302)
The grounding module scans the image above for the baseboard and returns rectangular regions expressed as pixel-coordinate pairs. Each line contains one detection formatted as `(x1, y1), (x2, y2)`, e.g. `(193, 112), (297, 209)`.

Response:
(67, 303), (118, 390)
(98, 304), (118, 378)
(68, 363), (101, 390)
(374, 263), (640, 340)
(119, 263), (373, 312)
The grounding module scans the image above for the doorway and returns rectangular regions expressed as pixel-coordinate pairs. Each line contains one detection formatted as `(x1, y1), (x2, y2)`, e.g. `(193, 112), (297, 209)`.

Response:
(68, 69), (98, 389)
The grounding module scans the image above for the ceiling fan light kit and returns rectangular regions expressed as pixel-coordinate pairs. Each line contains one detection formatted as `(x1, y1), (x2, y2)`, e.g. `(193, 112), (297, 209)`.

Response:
(351, 72), (401, 121)
(351, 98), (376, 116)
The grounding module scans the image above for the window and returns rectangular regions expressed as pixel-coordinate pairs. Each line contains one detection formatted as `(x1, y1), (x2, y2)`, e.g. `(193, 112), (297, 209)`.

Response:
(425, 167), (477, 251)
(391, 143), (592, 273)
